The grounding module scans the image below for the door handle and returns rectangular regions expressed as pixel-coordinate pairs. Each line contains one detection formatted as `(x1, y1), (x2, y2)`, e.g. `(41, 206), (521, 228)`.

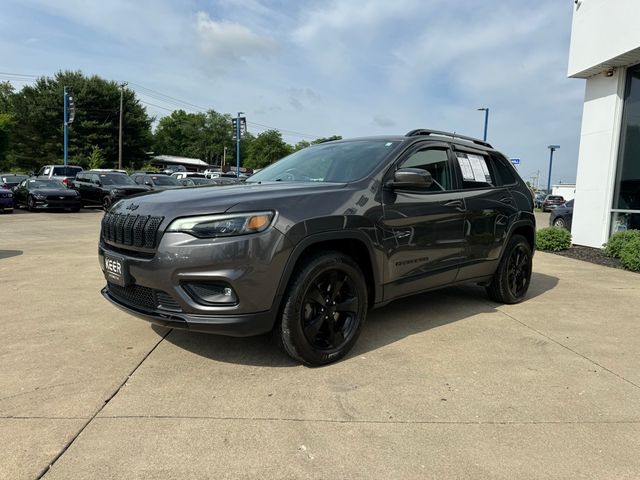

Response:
(444, 199), (465, 209)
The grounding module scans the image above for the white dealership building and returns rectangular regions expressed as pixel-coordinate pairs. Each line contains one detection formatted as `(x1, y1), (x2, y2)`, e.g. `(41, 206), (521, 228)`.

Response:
(569, 0), (640, 247)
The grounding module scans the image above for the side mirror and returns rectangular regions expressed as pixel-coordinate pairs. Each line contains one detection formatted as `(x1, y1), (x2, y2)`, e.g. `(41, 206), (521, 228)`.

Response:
(386, 168), (433, 189)
(144, 181), (152, 186)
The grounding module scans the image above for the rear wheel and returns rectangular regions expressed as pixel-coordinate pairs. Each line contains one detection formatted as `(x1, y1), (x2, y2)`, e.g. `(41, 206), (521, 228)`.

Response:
(553, 217), (566, 228)
(486, 234), (532, 304)
(276, 251), (368, 366)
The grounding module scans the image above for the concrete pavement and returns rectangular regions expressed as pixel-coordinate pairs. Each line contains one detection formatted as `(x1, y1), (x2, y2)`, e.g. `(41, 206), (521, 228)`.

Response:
(1, 210), (639, 479)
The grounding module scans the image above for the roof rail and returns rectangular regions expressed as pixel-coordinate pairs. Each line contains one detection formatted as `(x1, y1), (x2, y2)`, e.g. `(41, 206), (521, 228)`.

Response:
(405, 129), (492, 148)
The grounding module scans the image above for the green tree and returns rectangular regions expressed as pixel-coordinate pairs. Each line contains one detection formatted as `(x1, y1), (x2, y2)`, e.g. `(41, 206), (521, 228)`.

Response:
(87, 145), (106, 170)
(246, 129), (293, 169)
(293, 140), (311, 151)
(312, 135), (342, 144)
(9, 71), (152, 172)
(0, 82), (15, 170)
(153, 109), (235, 166)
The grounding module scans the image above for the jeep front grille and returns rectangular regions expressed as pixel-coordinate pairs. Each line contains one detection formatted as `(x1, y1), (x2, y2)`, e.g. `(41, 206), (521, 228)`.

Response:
(101, 213), (164, 249)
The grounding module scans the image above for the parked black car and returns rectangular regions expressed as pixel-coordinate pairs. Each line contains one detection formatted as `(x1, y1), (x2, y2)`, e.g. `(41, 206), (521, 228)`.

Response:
(130, 173), (182, 190)
(14, 178), (82, 211)
(100, 129), (536, 366)
(549, 199), (574, 229)
(1, 173), (29, 190)
(542, 195), (565, 212)
(72, 171), (150, 210)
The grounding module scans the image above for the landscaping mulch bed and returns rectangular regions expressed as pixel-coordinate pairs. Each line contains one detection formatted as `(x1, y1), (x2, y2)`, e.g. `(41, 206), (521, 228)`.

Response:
(552, 245), (625, 270)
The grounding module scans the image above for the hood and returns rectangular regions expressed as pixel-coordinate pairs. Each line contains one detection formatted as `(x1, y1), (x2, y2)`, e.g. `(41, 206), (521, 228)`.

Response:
(109, 181), (346, 218)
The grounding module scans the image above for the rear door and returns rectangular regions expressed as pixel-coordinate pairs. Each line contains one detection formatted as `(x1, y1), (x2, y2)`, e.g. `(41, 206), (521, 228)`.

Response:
(452, 146), (519, 280)
(380, 142), (468, 300)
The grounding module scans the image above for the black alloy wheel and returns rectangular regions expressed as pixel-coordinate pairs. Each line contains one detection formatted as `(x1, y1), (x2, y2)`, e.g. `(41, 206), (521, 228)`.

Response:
(102, 196), (112, 211)
(27, 195), (36, 212)
(486, 234), (532, 304)
(277, 251), (368, 366)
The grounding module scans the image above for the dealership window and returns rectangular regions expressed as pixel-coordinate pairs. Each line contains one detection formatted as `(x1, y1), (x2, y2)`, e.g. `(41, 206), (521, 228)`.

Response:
(612, 65), (640, 233)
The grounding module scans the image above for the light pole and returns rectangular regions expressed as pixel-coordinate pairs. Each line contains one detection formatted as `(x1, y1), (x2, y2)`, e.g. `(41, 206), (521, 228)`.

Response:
(236, 112), (244, 178)
(63, 86), (68, 166)
(547, 145), (560, 193)
(118, 82), (127, 170)
(477, 107), (489, 142)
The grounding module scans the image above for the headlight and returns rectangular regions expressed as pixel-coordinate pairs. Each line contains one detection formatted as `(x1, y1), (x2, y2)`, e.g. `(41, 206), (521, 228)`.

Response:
(111, 189), (122, 196)
(34, 193), (46, 199)
(166, 211), (275, 238)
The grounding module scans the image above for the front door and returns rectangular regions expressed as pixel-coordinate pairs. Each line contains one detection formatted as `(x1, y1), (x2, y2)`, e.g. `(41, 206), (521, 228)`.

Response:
(380, 143), (467, 301)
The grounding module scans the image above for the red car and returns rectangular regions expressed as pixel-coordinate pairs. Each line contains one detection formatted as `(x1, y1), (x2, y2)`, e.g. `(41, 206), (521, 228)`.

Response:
(542, 195), (565, 212)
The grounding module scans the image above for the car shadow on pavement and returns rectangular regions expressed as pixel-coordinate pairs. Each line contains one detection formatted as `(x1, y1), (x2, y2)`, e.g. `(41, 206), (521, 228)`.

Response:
(0, 249), (23, 260)
(158, 272), (559, 368)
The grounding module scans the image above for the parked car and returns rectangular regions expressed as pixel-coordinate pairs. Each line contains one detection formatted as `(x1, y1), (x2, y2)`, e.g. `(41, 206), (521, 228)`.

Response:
(100, 129), (536, 366)
(171, 172), (206, 180)
(36, 165), (83, 187)
(549, 199), (574, 229)
(0, 186), (14, 213)
(542, 195), (565, 212)
(1, 173), (29, 190)
(534, 192), (546, 209)
(130, 172), (182, 190)
(72, 171), (150, 210)
(162, 165), (186, 175)
(14, 178), (81, 211)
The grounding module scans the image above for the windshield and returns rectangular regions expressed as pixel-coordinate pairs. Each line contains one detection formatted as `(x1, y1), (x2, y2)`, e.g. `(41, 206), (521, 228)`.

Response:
(2, 175), (28, 183)
(247, 140), (401, 183)
(100, 174), (135, 186)
(28, 179), (65, 189)
(153, 176), (180, 186)
(52, 166), (82, 176)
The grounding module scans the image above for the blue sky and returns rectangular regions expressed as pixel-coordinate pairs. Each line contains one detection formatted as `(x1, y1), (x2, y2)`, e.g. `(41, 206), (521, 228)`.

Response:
(1, 0), (584, 185)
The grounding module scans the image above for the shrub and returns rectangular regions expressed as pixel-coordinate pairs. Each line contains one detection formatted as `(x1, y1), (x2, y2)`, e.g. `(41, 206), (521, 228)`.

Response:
(536, 227), (572, 252)
(604, 230), (640, 258)
(619, 236), (640, 272)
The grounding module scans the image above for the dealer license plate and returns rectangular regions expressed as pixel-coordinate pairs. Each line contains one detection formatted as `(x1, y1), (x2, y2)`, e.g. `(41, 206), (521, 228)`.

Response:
(104, 255), (127, 286)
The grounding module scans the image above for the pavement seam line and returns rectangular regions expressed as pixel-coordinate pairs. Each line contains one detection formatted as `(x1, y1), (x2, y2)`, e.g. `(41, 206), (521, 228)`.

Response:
(34, 327), (173, 480)
(494, 306), (640, 391)
(94, 416), (640, 425)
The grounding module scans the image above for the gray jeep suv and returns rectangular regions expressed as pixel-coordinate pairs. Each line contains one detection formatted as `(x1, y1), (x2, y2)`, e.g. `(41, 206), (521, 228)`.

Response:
(99, 130), (535, 365)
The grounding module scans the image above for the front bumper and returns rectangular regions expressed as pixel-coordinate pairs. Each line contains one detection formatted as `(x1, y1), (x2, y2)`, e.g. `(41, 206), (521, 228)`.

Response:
(99, 226), (293, 336)
(102, 286), (276, 336)
(33, 198), (81, 209)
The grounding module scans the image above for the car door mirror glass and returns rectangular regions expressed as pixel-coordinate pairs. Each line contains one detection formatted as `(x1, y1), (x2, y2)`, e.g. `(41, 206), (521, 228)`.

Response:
(388, 168), (433, 189)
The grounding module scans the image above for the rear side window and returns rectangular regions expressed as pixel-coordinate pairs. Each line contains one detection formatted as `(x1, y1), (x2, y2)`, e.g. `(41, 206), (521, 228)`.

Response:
(489, 154), (518, 186)
(456, 152), (495, 188)
(52, 166), (82, 176)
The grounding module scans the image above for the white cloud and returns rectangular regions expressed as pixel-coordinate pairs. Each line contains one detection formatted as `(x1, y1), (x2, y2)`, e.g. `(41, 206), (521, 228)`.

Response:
(195, 11), (276, 66)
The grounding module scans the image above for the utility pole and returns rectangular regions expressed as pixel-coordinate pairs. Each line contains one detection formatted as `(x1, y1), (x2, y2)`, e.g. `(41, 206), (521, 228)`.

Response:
(63, 86), (68, 166)
(118, 82), (127, 170)
(477, 107), (489, 142)
(547, 145), (560, 193)
(236, 112), (244, 178)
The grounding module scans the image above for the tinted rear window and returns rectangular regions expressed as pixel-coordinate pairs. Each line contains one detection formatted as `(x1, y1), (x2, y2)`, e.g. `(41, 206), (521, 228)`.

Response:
(548, 196), (563, 200)
(52, 167), (82, 176)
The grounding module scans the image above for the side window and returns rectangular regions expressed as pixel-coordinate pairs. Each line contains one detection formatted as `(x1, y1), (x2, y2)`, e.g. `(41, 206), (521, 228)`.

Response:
(489, 154), (517, 186)
(399, 148), (452, 191)
(133, 176), (143, 185)
(43, 167), (51, 176)
(91, 175), (100, 185)
(456, 152), (495, 189)
(145, 176), (152, 184)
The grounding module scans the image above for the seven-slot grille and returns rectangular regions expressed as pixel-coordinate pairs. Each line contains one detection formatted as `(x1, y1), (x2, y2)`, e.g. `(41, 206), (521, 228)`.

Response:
(101, 213), (164, 249)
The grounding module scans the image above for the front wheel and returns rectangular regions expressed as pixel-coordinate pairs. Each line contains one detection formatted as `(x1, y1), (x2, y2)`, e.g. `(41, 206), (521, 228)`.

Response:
(486, 234), (533, 304)
(102, 196), (112, 211)
(276, 251), (368, 366)
(27, 196), (36, 212)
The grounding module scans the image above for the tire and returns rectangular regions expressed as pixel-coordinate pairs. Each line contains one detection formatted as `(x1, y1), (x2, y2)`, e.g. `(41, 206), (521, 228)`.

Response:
(275, 251), (368, 366)
(102, 196), (112, 211)
(486, 234), (533, 304)
(553, 217), (566, 228)
(27, 195), (36, 212)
